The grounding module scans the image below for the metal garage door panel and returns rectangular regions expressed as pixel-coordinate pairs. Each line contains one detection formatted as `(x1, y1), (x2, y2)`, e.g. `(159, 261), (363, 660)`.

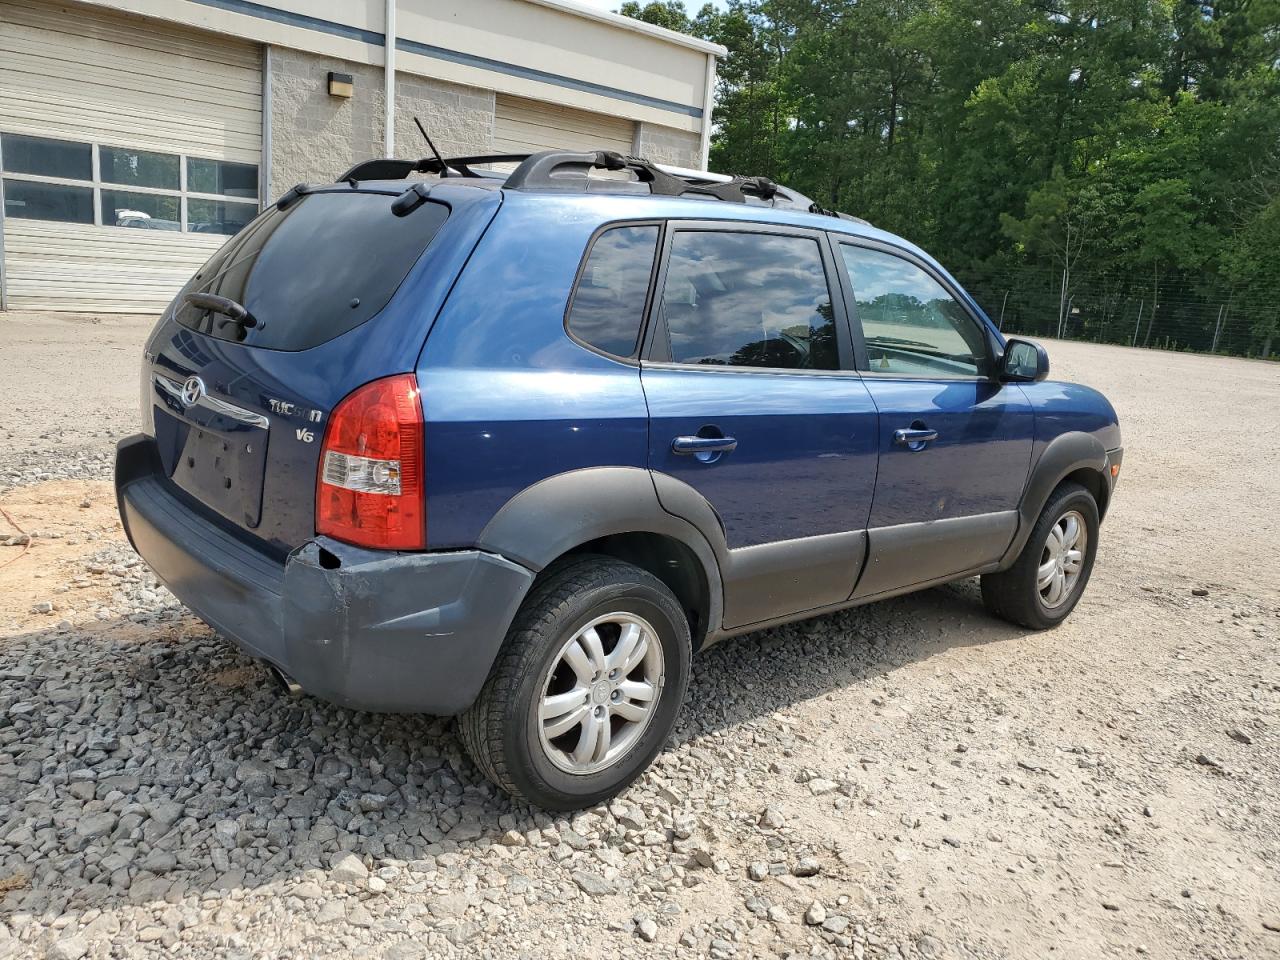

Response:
(0, 0), (262, 161)
(494, 94), (634, 155)
(3, 220), (226, 313)
(0, 0), (262, 312)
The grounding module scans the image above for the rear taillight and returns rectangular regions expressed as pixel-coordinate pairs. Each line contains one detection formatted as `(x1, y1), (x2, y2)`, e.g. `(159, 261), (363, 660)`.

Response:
(316, 373), (425, 550)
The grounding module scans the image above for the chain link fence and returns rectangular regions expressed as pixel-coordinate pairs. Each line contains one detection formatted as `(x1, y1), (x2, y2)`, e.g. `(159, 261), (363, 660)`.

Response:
(960, 265), (1278, 360)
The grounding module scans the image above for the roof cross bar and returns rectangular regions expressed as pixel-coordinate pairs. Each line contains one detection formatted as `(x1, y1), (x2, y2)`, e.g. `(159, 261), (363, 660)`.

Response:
(503, 150), (784, 206)
(334, 149), (870, 224)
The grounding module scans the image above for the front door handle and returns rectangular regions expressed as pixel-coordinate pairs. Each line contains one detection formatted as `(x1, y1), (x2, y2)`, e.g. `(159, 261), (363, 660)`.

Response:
(672, 435), (738, 455)
(893, 427), (939, 450)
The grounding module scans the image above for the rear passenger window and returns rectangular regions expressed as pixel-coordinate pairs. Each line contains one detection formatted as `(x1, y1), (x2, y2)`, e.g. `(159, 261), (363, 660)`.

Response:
(566, 225), (659, 358)
(659, 231), (837, 370)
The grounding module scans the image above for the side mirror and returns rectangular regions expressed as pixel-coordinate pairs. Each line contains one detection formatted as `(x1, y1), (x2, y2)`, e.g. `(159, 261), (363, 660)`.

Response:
(1000, 338), (1049, 382)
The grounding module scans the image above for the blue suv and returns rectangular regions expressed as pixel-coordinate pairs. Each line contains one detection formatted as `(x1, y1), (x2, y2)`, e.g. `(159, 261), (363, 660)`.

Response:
(115, 150), (1123, 809)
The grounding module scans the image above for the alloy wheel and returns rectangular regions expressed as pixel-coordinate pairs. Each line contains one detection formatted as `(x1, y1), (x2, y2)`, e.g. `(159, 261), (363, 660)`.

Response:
(537, 612), (665, 775)
(1038, 509), (1087, 609)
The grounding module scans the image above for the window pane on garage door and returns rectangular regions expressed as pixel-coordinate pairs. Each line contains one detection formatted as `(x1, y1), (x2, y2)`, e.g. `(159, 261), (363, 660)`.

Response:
(101, 190), (181, 230)
(100, 146), (180, 191)
(188, 158), (259, 199)
(3, 180), (93, 223)
(0, 132), (91, 180)
(188, 198), (258, 236)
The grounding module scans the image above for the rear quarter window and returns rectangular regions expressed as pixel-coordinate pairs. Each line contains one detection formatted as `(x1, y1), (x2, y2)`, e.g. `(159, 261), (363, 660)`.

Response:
(565, 224), (660, 358)
(174, 191), (449, 351)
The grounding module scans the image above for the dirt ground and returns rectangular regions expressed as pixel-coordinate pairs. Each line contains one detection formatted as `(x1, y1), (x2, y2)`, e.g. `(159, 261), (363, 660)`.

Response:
(0, 311), (1277, 959)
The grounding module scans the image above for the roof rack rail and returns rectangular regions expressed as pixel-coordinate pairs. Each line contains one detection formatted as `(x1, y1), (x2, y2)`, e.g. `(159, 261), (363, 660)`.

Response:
(502, 151), (874, 223)
(336, 149), (870, 224)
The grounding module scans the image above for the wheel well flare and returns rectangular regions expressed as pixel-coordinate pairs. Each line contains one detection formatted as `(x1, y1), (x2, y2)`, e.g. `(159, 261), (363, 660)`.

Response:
(556, 533), (712, 650)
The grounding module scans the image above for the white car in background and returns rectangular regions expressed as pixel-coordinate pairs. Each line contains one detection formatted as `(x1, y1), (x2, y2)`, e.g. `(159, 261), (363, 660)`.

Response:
(115, 208), (180, 230)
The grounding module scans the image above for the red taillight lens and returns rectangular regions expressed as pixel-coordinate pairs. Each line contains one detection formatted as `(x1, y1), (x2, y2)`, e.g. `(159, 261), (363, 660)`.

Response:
(316, 373), (425, 550)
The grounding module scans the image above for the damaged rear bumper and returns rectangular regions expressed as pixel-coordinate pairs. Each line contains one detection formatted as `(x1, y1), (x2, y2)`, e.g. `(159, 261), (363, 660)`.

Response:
(114, 434), (534, 714)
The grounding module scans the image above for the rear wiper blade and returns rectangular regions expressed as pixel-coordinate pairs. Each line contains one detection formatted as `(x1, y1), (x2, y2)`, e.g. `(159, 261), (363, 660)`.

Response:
(184, 292), (260, 330)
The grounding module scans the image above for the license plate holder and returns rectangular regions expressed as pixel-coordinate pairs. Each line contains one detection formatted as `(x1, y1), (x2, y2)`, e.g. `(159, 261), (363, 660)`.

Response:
(169, 422), (269, 529)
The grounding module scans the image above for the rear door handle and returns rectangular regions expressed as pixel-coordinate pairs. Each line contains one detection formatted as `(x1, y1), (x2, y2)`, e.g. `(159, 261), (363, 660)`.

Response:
(893, 427), (939, 449)
(672, 435), (738, 455)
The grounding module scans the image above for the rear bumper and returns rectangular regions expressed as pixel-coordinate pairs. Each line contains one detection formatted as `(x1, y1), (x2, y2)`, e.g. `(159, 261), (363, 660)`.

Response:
(115, 434), (534, 714)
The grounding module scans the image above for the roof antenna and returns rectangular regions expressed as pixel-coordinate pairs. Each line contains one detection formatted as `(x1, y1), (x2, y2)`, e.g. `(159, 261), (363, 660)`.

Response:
(414, 117), (449, 177)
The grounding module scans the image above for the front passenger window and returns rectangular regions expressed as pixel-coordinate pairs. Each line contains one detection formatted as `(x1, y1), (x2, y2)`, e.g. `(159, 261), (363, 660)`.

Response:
(839, 245), (989, 378)
(660, 231), (837, 370)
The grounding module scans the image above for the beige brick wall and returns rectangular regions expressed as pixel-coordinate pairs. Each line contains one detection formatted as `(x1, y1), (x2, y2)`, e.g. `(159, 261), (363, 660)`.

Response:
(269, 48), (499, 193)
(269, 48), (385, 192)
(268, 47), (700, 193)
(635, 122), (702, 168)
(395, 75), (495, 158)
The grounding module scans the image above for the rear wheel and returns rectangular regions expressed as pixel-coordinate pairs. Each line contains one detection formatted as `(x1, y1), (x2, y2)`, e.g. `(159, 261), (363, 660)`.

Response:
(981, 482), (1099, 629)
(458, 556), (691, 810)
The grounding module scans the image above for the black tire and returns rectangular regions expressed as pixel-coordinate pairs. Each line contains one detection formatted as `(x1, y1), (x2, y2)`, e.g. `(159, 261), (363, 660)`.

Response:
(458, 555), (691, 811)
(981, 482), (1100, 630)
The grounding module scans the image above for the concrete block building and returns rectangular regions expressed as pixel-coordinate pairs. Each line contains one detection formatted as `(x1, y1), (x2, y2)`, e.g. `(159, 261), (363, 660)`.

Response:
(0, 0), (722, 312)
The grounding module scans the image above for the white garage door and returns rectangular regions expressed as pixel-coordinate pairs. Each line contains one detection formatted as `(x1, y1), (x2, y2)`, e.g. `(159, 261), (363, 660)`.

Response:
(0, 0), (262, 312)
(494, 94), (635, 156)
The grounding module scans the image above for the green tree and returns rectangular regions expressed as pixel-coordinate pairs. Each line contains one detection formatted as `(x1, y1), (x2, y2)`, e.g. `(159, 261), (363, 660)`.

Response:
(614, 0), (1280, 356)
(617, 0), (693, 32)
(1130, 177), (1211, 344)
(1225, 192), (1280, 357)
(1001, 168), (1103, 337)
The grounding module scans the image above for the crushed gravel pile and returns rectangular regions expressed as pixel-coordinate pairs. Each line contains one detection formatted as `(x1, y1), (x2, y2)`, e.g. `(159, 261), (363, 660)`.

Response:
(1, 315), (1276, 959)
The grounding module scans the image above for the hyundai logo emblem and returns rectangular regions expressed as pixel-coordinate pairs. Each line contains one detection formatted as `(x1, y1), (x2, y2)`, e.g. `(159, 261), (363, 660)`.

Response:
(180, 376), (206, 406)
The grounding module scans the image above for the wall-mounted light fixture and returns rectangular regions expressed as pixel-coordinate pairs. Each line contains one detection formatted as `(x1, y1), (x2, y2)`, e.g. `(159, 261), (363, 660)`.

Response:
(328, 71), (354, 98)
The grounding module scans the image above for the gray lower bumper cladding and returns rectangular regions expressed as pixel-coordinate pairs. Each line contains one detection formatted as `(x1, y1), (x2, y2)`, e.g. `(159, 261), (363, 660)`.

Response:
(115, 434), (534, 715)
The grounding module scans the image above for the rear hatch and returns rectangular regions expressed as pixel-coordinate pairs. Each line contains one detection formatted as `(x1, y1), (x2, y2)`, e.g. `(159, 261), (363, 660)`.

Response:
(140, 180), (499, 553)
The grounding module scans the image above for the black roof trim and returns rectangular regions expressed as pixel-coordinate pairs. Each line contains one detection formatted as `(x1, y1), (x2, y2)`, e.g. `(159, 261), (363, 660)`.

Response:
(337, 158), (424, 182)
(338, 154), (528, 182)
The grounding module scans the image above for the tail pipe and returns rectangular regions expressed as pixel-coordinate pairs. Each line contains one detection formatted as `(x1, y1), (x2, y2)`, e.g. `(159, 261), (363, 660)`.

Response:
(267, 663), (302, 696)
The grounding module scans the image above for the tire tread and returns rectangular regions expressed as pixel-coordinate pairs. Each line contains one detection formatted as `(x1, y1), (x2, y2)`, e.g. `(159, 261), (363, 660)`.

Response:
(981, 482), (1097, 630)
(458, 556), (682, 806)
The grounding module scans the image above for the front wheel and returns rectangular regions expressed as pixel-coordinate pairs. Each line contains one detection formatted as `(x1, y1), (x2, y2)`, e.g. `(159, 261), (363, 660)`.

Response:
(458, 556), (691, 810)
(981, 482), (1100, 630)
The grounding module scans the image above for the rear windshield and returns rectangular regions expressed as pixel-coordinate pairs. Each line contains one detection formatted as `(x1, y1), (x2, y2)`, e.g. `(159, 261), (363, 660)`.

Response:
(173, 190), (449, 350)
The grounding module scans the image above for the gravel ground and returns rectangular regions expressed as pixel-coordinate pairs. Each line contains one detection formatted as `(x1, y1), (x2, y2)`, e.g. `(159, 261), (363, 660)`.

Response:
(1, 311), (1277, 960)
